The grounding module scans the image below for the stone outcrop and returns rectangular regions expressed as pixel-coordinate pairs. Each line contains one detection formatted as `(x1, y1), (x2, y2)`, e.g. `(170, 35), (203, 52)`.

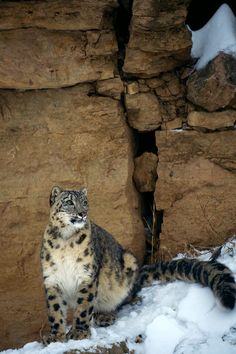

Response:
(0, 0), (117, 31)
(188, 110), (236, 130)
(0, 85), (145, 349)
(187, 53), (236, 111)
(155, 130), (236, 258)
(123, 0), (192, 77)
(0, 28), (117, 89)
(0, 0), (119, 90)
(133, 152), (158, 192)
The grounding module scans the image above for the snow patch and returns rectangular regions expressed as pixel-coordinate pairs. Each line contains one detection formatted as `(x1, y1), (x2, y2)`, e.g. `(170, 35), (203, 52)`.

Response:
(189, 4), (236, 69)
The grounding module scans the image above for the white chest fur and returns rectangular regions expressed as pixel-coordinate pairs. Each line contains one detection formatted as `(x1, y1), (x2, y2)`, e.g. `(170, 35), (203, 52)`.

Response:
(43, 242), (92, 303)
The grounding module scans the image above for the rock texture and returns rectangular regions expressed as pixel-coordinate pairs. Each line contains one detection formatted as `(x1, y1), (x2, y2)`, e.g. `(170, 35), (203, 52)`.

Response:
(155, 130), (236, 258)
(0, 85), (145, 349)
(123, 0), (192, 77)
(96, 77), (124, 100)
(188, 110), (236, 130)
(187, 53), (236, 111)
(125, 92), (162, 131)
(125, 72), (186, 131)
(0, 0), (117, 30)
(133, 152), (158, 192)
(0, 28), (117, 89)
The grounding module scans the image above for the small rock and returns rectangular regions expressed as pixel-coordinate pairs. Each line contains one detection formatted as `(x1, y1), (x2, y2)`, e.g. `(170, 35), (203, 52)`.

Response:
(125, 92), (162, 131)
(188, 110), (236, 130)
(161, 118), (183, 130)
(126, 81), (139, 95)
(96, 77), (124, 100)
(133, 152), (158, 192)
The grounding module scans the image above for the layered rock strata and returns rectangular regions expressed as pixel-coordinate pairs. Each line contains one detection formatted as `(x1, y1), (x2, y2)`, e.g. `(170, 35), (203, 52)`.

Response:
(155, 130), (236, 258)
(123, 0), (192, 76)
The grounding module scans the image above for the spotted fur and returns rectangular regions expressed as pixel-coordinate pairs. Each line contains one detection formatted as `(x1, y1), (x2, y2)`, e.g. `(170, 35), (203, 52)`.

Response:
(41, 187), (236, 344)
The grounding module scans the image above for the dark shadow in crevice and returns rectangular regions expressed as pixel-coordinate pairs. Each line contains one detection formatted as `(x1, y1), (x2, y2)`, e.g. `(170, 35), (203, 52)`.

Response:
(114, 0), (133, 75)
(134, 131), (158, 157)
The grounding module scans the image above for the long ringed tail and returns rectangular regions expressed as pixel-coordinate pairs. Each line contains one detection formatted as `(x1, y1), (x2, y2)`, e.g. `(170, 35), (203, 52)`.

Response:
(135, 259), (236, 310)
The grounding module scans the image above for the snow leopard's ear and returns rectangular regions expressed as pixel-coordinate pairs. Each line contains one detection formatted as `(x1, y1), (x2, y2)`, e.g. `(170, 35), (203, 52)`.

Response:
(81, 187), (88, 197)
(50, 186), (63, 206)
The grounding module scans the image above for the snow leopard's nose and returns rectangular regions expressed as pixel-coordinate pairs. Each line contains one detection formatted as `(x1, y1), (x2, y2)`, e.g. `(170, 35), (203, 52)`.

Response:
(78, 211), (87, 220)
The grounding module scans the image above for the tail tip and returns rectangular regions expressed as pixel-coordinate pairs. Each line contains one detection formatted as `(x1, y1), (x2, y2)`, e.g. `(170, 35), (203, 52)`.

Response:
(221, 294), (235, 310)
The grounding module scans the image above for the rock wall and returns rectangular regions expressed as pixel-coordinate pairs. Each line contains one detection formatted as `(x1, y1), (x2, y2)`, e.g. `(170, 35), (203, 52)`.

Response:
(0, 0), (236, 350)
(124, 1), (236, 261)
(0, 1), (143, 350)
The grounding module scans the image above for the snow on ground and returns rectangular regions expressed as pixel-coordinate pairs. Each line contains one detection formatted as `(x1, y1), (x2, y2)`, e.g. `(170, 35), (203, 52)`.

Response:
(189, 4), (236, 69)
(2, 239), (236, 354)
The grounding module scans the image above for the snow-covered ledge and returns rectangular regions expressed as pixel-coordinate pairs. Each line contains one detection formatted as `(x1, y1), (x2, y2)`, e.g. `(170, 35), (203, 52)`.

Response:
(189, 4), (236, 70)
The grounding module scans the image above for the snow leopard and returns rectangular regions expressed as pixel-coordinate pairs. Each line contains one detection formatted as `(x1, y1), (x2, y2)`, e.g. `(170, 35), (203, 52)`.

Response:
(40, 186), (236, 344)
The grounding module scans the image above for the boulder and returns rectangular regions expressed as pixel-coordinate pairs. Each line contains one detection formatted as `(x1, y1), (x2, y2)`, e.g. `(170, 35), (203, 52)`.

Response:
(123, 0), (191, 77)
(187, 53), (236, 111)
(0, 85), (145, 349)
(155, 130), (236, 258)
(0, 28), (117, 89)
(188, 110), (236, 130)
(125, 92), (162, 131)
(133, 152), (158, 192)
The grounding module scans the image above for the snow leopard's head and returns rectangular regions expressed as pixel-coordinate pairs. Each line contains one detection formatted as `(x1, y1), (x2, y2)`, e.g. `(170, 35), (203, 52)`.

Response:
(49, 186), (89, 236)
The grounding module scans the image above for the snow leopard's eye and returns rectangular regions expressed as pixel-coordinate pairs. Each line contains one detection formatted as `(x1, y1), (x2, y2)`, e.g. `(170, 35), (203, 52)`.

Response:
(82, 200), (88, 207)
(65, 200), (74, 206)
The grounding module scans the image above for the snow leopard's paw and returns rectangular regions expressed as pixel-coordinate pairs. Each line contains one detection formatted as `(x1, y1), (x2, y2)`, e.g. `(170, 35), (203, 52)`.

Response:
(94, 311), (117, 327)
(66, 328), (91, 340)
(42, 332), (67, 345)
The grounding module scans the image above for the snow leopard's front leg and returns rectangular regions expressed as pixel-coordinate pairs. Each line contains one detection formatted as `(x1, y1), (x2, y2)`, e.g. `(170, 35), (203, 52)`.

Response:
(42, 286), (67, 344)
(67, 281), (97, 340)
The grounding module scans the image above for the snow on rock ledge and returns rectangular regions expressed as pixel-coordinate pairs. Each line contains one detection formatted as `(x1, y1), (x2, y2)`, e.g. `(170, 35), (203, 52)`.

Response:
(190, 4), (236, 70)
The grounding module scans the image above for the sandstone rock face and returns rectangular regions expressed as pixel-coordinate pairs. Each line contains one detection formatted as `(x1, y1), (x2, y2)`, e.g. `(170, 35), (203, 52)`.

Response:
(96, 77), (124, 100)
(188, 110), (236, 130)
(133, 152), (158, 192)
(0, 28), (117, 89)
(155, 130), (236, 258)
(187, 53), (236, 111)
(0, 0), (117, 30)
(123, 0), (192, 77)
(0, 85), (145, 349)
